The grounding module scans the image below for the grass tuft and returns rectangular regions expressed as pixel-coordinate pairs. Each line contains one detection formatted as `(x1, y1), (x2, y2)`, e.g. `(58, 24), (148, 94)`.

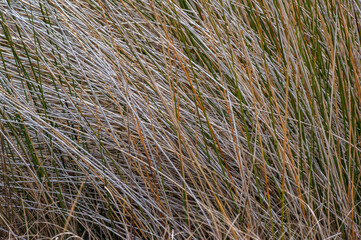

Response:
(1, 0), (361, 239)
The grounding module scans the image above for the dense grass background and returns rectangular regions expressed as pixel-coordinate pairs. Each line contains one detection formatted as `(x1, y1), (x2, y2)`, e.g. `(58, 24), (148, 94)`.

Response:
(1, 0), (361, 239)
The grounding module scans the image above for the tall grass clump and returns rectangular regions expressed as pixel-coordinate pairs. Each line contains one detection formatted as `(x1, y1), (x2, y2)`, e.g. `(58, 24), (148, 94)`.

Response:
(0, 0), (361, 239)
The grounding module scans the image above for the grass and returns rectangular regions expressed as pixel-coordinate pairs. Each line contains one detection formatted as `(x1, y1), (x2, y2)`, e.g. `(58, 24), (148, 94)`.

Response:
(0, 0), (361, 239)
